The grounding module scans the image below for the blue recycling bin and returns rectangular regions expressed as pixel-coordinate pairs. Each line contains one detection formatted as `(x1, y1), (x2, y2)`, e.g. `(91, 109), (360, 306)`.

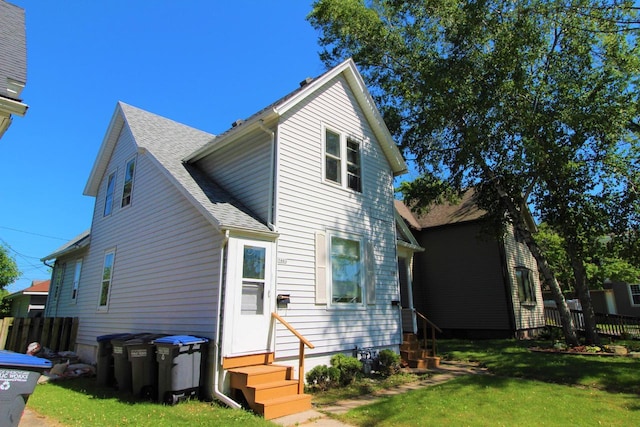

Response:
(0, 350), (52, 427)
(153, 335), (208, 404)
(96, 333), (132, 386)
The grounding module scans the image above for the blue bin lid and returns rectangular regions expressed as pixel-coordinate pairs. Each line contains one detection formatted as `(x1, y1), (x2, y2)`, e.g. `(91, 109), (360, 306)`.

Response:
(0, 350), (52, 369)
(153, 335), (208, 345)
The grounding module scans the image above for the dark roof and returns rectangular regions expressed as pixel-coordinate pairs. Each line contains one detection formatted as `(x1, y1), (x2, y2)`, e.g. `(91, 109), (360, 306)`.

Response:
(0, 1), (27, 99)
(397, 190), (486, 230)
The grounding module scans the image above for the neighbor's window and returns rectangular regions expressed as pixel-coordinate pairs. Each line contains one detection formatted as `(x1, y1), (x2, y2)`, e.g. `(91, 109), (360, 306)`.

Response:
(324, 127), (361, 192)
(629, 284), (640, 306)
(71, 258), (82, 301)
(99, 250), (115, 308)
(104, 172), (116, 216)
(516, 267), (536, 304)
(52, 262), (66, 301)
(121, 157), (136, 207)
(330, 234), (363, 304)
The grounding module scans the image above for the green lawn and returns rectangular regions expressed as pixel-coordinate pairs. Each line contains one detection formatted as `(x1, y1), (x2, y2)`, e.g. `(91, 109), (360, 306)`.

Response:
(26, 339), (640, 426)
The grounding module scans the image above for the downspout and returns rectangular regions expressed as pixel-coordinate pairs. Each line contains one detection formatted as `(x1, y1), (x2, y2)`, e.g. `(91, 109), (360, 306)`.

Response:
(258, 120), (277, 230)
(212, 230), (241, 409)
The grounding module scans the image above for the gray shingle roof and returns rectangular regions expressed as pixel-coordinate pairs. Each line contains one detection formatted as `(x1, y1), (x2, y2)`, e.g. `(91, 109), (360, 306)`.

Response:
(119, 102), (272, 234)
(0, 1), (26, 99)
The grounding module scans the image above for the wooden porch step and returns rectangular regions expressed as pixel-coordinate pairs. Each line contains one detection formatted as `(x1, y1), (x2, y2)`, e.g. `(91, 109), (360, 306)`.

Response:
(229, 364), (292, 388)
(245, 379), (300, 402)
(256, 392), (313, 420)
(407, 356), (441, 369)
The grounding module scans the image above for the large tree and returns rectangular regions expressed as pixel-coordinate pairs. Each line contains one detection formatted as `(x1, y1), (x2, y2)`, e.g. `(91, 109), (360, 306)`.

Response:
(309, 0), (640, 345)
(0, 244), (20, 317)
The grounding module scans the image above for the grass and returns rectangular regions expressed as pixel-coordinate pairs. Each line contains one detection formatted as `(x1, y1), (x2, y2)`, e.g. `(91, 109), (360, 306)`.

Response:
(27, 378), (273, 427)
(26, 338), (640, 426)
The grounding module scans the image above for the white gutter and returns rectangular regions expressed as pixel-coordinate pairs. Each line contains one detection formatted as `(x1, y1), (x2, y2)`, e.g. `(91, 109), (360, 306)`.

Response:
(258, 120), (277, 230)
(212, 230), (242, 409)
(0, 96), (28, 116)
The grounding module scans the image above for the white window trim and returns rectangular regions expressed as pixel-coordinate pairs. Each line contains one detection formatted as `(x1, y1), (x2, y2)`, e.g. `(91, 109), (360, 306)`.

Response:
(515, 266), (537, 305)
(628, 284), (640, 307)
(322, 123), (363, 193)
(71, 258), (83, 303)
(327, 230), (366, 309)
(121, 155), (137, 208)
(98, 249), (116, 311)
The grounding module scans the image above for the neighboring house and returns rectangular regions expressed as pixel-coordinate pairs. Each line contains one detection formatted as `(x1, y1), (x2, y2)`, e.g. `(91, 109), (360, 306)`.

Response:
(396, 190), (546, 339)
(42, 59), (410, 417)
(7, 280), (50, 317)
(591, 282), (640, 317)
(0, 0), (28, 139)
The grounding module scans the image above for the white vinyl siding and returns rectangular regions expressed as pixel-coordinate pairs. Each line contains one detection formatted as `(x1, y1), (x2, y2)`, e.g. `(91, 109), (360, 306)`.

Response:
(274, 75), (400, 359)
(74, 125), (222, 360)
(196, 128), (273, 223)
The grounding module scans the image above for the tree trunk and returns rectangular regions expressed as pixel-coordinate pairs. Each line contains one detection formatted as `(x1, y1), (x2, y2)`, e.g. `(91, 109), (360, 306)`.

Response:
(566, 241), (601, 345)
(491, 181), (580, 345)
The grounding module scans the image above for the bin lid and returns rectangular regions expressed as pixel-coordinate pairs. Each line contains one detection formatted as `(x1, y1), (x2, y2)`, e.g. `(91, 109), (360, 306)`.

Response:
(0, 350), (52, 369)
(97, 333), (134, 342)
(153, 335), (208, 345)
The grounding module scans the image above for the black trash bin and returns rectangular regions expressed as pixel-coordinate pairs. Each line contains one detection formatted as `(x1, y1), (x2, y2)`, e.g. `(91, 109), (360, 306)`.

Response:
(111, 333), (149, 393)
(127, 334), (166, 399)
(0, 350), (52, 427)
(153, 335), (208, 404)
(96, 333), (132, 387)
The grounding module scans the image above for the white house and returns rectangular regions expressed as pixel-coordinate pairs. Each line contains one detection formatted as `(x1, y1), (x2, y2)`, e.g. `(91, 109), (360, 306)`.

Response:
(42, 59), (414, 418)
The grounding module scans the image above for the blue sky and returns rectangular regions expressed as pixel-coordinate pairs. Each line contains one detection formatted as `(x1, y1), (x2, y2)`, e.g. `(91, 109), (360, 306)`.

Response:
(1, 1), (326, 293)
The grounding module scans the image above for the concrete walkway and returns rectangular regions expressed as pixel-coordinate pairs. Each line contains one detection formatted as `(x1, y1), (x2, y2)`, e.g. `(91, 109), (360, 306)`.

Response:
(271, 360), (487, 427)
(20, 361), (485, 427)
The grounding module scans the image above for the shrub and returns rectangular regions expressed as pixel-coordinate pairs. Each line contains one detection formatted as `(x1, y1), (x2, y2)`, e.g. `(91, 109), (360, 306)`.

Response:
(306, 365), (340, 391)
(377, 349), (401, 376)
(330, 353), (362, 385)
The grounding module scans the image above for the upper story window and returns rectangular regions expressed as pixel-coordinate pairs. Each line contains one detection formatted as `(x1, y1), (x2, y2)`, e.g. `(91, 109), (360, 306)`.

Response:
(104, 172), (116, 216)
(121, 157), (136, 208)
(516, 267), (536, 304)
(324, 127), (362, 192)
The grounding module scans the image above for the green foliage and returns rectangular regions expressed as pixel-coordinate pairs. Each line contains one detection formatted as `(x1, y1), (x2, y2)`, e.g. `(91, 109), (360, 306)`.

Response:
(330, 353), (363, 385)
(0, 289), (11, 317)
(306, 364), (340, 391)
(376, 349), (401, 377)
(0, 244), (20, 290)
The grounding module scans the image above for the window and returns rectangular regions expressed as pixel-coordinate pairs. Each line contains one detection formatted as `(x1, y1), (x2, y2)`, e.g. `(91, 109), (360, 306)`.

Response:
(52, 262), (66, 301)
(330, 235), (363, 304)
(104, 172), (116, 216)
(516, 267), (536, 304)
(324, 127), (362, 192)
(99, 250), (115, 308)
(241, 245), (266, 315)
(121, 157), (136, 207)
(629, 284), (640, 306)
(71, 258), (82, 301)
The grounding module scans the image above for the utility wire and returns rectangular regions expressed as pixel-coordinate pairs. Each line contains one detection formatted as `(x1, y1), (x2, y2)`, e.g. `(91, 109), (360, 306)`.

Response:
(0, 226), (69, 241)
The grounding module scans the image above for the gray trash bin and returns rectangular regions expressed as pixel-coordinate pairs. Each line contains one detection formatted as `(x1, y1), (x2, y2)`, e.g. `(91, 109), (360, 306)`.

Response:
(127, 334), (166, 399)
(0, 350), (52, 427)
(96, 333), (132, 386)
(153, 335), (208, 404)
(111, 333), (149, 393)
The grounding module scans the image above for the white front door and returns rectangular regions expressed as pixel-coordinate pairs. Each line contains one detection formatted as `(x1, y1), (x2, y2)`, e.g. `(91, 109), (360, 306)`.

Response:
(223, 238), (275, 357)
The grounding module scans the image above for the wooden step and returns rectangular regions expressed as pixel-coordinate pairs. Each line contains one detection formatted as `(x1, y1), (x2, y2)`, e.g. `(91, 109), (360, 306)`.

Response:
(229, 364), (292, 388)
(245, 379), (299, 402)
(256, 392), (313, 420)
(223, 353), (274, 369)
(407, 356), (441, 369)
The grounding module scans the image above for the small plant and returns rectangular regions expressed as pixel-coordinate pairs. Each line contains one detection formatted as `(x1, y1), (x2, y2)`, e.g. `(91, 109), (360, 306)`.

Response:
(331, 353), (363, 385)
(377, 349), (401, 377)
(306, 365), (340, 391)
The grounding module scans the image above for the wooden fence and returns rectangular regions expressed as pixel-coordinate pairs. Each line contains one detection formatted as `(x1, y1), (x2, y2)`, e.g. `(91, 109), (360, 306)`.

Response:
(0, 317), (79, 353)
(544, 307), (640, 339)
